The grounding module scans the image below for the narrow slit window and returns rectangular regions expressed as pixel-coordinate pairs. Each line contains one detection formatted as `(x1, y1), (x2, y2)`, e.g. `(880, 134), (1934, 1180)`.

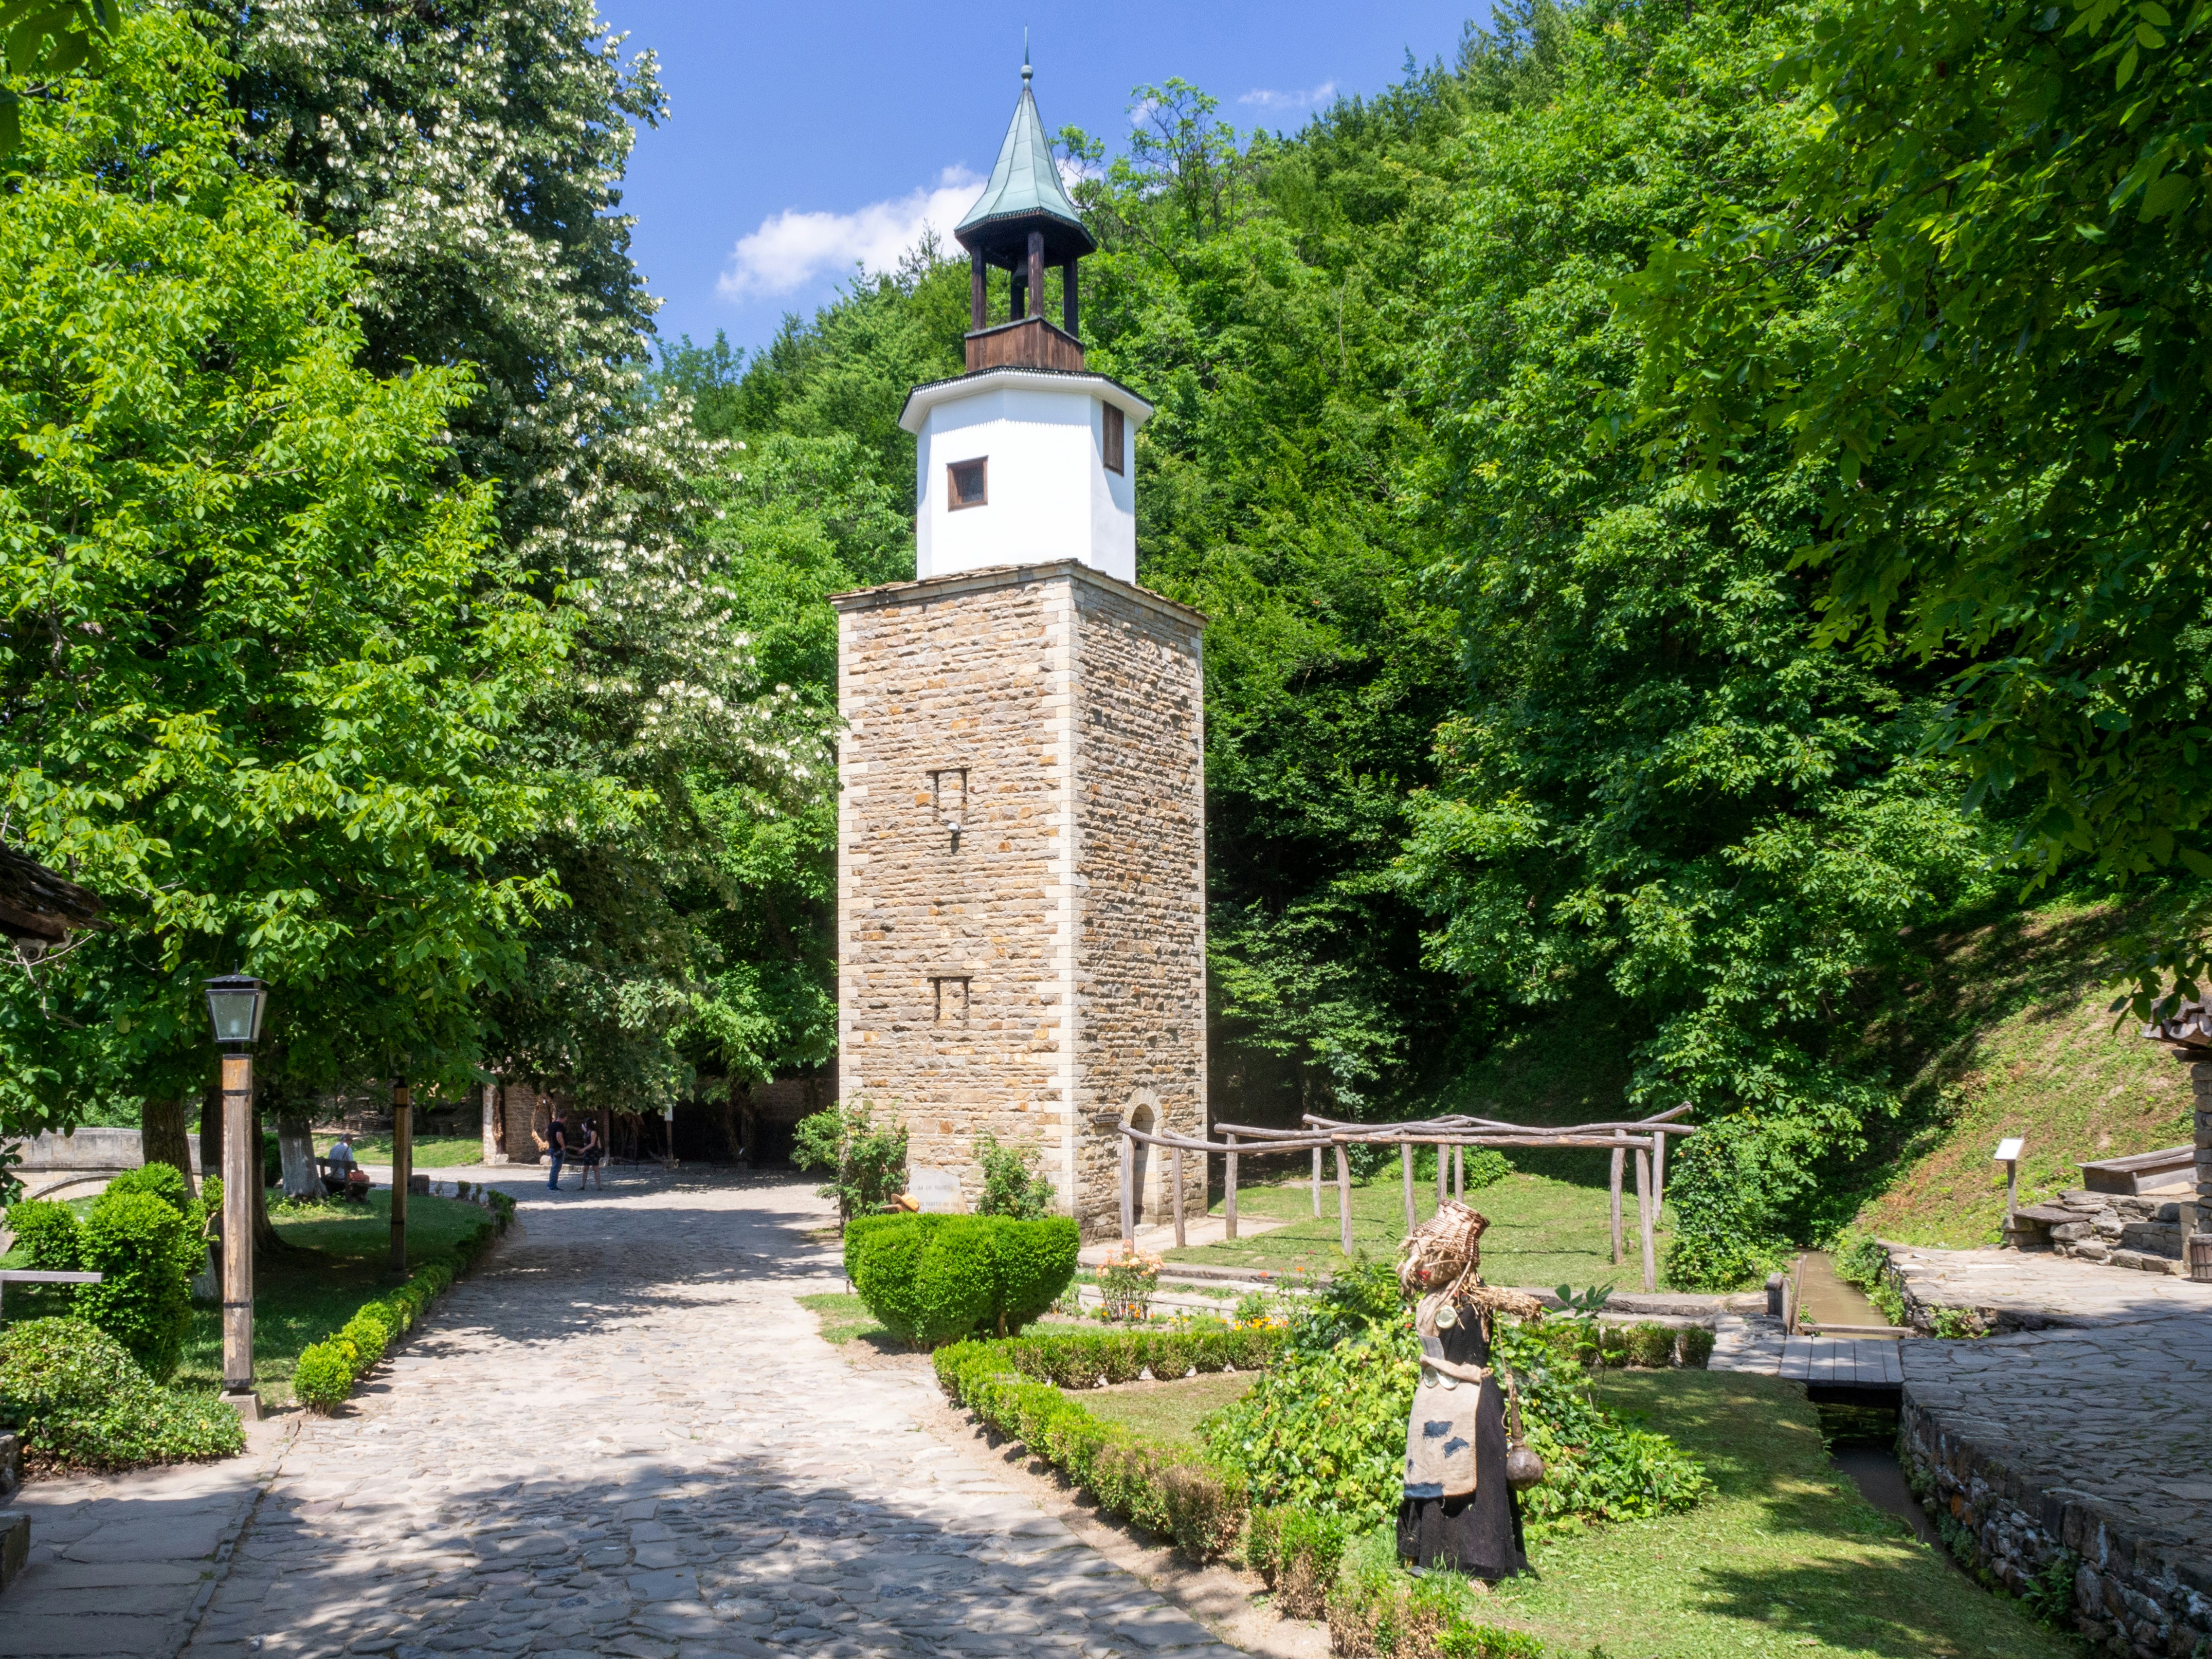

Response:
(1103, 402), (1125, 475)
(933, 977), (971, 1023)
(930, 767), (968, 829)
(948, 457), (988, 509)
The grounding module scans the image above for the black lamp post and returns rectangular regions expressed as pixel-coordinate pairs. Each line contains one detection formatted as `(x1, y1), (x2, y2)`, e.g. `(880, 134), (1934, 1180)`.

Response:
(204, 972), (267, 1420)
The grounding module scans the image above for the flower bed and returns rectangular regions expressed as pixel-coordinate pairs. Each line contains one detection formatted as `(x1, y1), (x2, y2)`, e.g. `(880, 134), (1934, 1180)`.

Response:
(291, 1190), (513, 1413)
(934, 1324), (1282, 1558)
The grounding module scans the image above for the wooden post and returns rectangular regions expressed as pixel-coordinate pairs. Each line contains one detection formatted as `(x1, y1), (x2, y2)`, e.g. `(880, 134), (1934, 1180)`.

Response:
(1172, 1145), (1186, 1250)
(1311, 1146), (1322, 1217)
(1335, 1143), (1353, 1257)
(389, 1076), (412, 1275)
(1653, 1127), (1667, 1213)
(1635, 1144), (1656, 1293)
(1435, 1140), (1446, 1213)
(1062, 257), (1079, 337)
(1453, 1144), (1464, 1200)
(970, 246), (988, 330)
(219, 1050), (257, 1415)
(1401, 1139), (1416, 1235)
(1609, 1132), (1626, 1267)
(1119, 1133), (1135, 1247)
(1027, 229), (1046, 332)
(1224, 1132), (1239, 1241)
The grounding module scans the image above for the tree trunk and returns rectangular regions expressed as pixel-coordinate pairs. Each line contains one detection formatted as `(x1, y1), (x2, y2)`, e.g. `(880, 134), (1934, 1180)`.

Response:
(276, 1112), (320, 1198)
(141, 1096), (196, 1198)
(251, 1100), (283, 1252)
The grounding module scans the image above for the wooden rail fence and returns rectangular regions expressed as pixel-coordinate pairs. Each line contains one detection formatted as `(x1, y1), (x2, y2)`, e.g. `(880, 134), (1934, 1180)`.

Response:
(1114, 1108), (1697, 1293)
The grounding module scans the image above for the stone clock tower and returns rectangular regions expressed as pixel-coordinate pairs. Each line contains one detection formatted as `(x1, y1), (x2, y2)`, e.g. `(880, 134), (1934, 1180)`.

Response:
(833, 60), (1206, 1239)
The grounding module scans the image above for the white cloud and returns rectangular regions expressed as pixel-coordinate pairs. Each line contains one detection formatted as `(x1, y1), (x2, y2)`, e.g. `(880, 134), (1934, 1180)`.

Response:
(718, 166), (981, 301)
(1238, 81), (1338, 111)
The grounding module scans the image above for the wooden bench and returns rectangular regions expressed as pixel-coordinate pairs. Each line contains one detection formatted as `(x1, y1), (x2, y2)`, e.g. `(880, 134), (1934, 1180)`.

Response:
(0, 1269), (102, 1316)
(314, 1157), (371, 1200)
(2078, 1145), (2195, 1196)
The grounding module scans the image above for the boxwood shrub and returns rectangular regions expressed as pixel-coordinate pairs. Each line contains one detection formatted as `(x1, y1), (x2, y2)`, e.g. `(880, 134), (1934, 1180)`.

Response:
(0, 1316), (243, 1472)
(291, 1190), (513, 1414)
(935, 1333), (1254, 1558)
(3, 1162), (208, 1382)
(848, 1214), (1078, 1346)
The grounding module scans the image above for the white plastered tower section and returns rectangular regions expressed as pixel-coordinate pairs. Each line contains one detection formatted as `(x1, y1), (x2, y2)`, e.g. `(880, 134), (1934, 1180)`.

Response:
(831, 60), (1207, 1239)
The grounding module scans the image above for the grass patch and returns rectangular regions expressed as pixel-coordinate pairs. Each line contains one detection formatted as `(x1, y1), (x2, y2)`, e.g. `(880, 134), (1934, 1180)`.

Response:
(1473, 1370), (2076, 1658)
(4, 1190), (493, 1406)
(336, 1134), (488, 1168)
(1169, 1169), (1659, 1293)
(797, 1291), (890, 1347)
(1066, 1372), (1253, 1445)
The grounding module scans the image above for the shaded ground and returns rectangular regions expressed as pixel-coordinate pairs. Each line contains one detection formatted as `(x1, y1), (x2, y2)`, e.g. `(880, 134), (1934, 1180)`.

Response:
(1166, 1169), (1661, 1293)
(0, 1191), (492, 1407)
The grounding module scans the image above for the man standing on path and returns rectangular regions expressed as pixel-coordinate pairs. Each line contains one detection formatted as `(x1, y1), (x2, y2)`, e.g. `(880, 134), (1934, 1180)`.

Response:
(544, 1110), (568, 1192)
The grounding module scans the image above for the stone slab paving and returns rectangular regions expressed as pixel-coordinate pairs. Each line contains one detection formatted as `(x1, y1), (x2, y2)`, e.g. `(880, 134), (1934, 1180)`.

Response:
(0, 1419), (289, 1658)
(178, 1168), (1240, 1659)
(1885, 1242), (2212, 1331)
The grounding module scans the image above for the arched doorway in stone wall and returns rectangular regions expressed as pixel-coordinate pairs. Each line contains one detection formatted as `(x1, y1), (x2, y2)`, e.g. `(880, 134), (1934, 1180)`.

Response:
(1125, 1092), (1160, 1227)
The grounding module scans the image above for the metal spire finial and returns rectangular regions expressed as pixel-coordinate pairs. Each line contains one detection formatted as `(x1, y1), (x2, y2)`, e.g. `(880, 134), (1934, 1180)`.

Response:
(1022, 31), (1031, 83)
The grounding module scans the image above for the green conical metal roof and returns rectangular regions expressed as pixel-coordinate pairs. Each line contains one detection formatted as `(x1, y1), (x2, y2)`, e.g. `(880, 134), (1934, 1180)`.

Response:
(955, 59), (1094, 263)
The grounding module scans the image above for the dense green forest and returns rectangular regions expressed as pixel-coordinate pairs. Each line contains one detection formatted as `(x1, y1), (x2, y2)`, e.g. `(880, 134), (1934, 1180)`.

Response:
(3, 0), (2208, 1284)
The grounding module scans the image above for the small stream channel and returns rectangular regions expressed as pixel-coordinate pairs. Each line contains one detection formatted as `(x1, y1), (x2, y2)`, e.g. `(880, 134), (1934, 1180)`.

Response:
(1793, 1249), (1943, 1548)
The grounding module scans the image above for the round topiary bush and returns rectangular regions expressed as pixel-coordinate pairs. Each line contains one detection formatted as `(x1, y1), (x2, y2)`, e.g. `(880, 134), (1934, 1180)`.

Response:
(291, 1339), (357, 1414)
(75, 1188), (197, 1383)
(854, 1219), (996, 1346)
(0, 1317), (243, 1471)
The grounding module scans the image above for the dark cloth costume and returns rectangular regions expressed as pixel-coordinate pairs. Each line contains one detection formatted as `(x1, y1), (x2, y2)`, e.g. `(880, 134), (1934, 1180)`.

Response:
(1396, 1304), (1528, 1578)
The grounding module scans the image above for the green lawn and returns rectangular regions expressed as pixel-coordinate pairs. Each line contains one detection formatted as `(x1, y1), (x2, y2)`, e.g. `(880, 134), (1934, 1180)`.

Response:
(1170, 1168), (1660, 1294)
(336, 1133), (489, 1168)
(1068, 1372), (1252, 1444)
(797, 1291), (890, 1346)
(5, 1192), (497, 1407)
(1478, 1370), (2076, 1659)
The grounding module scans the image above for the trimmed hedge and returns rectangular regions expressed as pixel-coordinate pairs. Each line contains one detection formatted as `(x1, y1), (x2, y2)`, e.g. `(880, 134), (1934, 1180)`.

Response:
(0, 1316), (243, 1472)
(847, 1213), (1078, 1346)
(994, 1324), (1282, 1387)
(934, 1328), (1278, 1560)
(1247, 1504), (1350, 1619)
(291, 1190), (514, 1413)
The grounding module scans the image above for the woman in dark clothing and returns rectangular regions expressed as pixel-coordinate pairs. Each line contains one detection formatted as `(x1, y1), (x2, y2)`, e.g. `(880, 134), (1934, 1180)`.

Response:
(1395, 1203), (1544, 1578)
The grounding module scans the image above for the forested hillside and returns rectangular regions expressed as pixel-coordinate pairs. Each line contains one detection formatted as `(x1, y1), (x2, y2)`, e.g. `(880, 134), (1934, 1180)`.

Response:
(3, 0), (2207, 1286)
(657, 0), (2212, 1285)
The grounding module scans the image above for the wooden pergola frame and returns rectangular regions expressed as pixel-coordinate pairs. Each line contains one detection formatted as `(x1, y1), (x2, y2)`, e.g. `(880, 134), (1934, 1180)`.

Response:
(1114, 1107), (1697, 1293)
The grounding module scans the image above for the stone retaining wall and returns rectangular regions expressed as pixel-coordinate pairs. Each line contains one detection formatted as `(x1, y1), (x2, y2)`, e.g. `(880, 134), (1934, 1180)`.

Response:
(1899, 1318), (2212, 1658)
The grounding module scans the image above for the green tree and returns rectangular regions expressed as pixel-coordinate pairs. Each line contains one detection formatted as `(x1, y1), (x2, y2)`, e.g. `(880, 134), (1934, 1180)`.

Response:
(0, 10), (596, 1149)
(1395, 0), (1997, 1284)
(1618, 0), (2212, 997)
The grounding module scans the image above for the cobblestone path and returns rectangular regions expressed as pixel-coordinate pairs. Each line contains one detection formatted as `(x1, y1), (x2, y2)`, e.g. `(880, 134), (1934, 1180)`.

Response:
(183, 1170), (1239, 1659)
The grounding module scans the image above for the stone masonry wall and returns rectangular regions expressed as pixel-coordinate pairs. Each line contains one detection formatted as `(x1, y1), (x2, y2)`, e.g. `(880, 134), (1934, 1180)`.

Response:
(1069, 578), (1206, 1240)
(837, 567), (1079, 1210)
(834, 562), (1205, 1236)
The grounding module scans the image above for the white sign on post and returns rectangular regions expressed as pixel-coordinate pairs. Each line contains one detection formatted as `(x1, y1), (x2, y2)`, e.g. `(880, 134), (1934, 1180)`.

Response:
(1994, 1137), (2025, 1163)
(907, 1167), (963, 1214)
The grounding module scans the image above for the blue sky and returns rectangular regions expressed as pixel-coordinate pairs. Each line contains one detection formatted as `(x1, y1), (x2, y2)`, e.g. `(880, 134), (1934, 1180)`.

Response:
(594, 0), (1489, 359)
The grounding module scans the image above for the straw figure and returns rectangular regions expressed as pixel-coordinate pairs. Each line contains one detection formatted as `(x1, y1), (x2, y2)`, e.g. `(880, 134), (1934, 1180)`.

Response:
(1396, 1201), (1544, 1577)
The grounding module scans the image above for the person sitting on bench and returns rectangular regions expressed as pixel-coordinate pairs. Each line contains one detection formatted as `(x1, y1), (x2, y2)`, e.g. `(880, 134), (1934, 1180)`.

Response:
(323, 1136), (371, 1200)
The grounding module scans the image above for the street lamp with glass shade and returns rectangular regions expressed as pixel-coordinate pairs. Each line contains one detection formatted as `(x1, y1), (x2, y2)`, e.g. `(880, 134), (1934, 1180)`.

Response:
(204, 971), (267, 1420)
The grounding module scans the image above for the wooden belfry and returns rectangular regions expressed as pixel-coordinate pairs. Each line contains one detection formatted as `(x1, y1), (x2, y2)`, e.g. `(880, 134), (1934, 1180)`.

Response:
(954, 54), (1092, 374)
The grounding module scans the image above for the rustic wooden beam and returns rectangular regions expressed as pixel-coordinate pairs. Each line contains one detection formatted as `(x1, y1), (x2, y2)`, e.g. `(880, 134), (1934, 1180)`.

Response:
(1335, 1143), (1353, 1256)
(1311, 1146), (1322, 1217)
(1119, 1132), (1134, 1248)
(389, 1077), (412, 1276)
(1172, 1145), (1186, 1250)
(1635, 1145), (1657, 1293)
(1224, 1132), (1238, 1241)
(1610, 1131), (1626, 1268)
(1402, 1140), (1416, 1235)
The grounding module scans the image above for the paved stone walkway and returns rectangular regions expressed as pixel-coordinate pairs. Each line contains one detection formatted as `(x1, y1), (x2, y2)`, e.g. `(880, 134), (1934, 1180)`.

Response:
(176, 1168), (1239, 1659)
(1885, 1242), (2212, 1331)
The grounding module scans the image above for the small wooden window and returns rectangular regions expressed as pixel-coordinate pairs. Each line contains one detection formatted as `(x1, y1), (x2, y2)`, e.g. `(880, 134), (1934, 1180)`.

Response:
(948, 457), (988, 509)
(1103, 403), (1125, 475)
(933, 977), (971, 1023)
